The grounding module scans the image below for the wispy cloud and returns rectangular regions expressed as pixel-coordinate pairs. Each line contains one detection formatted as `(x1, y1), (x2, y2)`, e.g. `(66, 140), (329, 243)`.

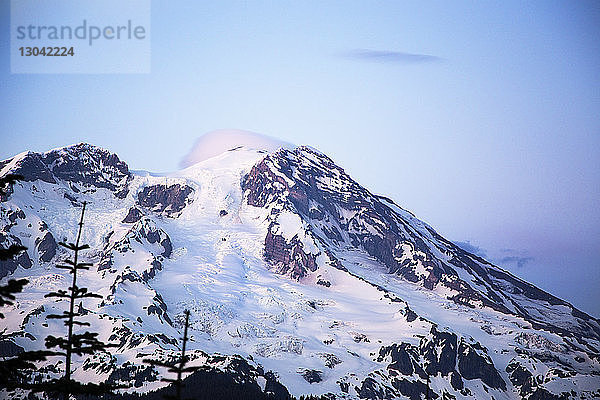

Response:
(454, 241), (488, 258)
(454, 241), (534, 269)
(343, 49), (442, 64)
(498, 248), (534, 269)
(498, 255), (534, 268)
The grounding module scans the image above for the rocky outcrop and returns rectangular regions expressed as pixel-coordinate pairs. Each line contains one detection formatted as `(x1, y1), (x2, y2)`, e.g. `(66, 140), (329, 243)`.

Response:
(264, 231), (317, 280)
(300, 369), (323, 383)
(0, 144), (132, 198)
(146, 293), (173, 325)
(137, 184), (194, 217)
(122, 207), (144, 223)
(137, 353), (293, 400)
(99, 218), (172, 289)
(0, 234), (31, 278)
(35, 231), (56, 263)
(457, 338), (506, 390)
(373, 326), (504, 398)
(356, 378), (394, 400)
(390, 379), (432, 400)
(111, 218), (173, 259)
(138, 220), (173, 258)
(377, 342), (424, 377)
(506, 360), (533, 388)
(0, 153), (56, 184)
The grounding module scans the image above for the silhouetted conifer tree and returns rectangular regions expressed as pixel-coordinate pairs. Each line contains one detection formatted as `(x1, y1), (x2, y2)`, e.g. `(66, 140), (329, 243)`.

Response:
(39, 201), (118, 399)
(0, 244), (28, 262)
(144, 310), (198, 400)
(0, 277), (27, 319)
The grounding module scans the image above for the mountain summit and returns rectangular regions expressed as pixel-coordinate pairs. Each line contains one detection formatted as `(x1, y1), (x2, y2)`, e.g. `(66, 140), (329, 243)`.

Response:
(1, 142), (598, 399)
(179, 129), (293, 168)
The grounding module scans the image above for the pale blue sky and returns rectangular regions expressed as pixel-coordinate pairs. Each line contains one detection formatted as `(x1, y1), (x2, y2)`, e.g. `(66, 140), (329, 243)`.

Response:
(1, 1), (599, 315)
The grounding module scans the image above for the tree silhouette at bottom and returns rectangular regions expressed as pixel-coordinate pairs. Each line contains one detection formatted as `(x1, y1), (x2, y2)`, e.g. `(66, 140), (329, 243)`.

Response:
(37, 201), (118, 399)
(144, 310), (199, 400)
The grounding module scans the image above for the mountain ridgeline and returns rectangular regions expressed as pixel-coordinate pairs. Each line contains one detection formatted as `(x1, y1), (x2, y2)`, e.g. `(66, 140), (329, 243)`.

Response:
(0, 142), (598, 399)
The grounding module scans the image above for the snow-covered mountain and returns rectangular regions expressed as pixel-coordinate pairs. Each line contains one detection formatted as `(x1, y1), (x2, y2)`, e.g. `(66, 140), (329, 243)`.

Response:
(1, 140), (599, 399)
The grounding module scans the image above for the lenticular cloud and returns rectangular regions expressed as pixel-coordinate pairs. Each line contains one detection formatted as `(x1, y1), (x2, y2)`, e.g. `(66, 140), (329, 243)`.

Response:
(179, 129), (293, 168)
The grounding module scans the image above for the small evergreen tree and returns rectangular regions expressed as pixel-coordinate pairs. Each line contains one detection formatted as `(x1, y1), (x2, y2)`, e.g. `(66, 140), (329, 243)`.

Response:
(0, 244), (28, 263)
(144, 310), (198, 400)
(0, 277), (27, 319)
(41, 201), (118, 399)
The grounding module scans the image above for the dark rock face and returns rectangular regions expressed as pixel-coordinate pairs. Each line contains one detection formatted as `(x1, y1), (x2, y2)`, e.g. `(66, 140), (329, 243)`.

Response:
(43, 143), (132, 197)
(391, 379), (433, 400)
(356, 377), (390, 400)
(457, 338), (506, 390)
(243, 159), (287, 208)
(1, 144), (132, 198)
(301, 369), (323, 383)
(506, 360), (533, 387)
(506, 359), (585, 399)
(421, 328), (458, 376)
(146, 293), (173, 326)
(63, 192), (81, 206)
(0, 234), (32, 278)
(137, 220), (173, 258)
(316, 278), (331, 287)
(321, 353), (342, 368)
(377, 343), (420, 376)
(35, 231), (56, 263)
(137, 184), (194, 217)
(449, 370), (464, 391)
(122, 354), (294, 400)
(143, 259), (163, 282)
(404, 308), (418, 323)
(122, 207), (144, 223)
(527, 388), (565, 400)
(2, 208), (26, 232)
(264, 231), (317, 279)
(3, 153), (56, 184)
(374, 327), (504, 398)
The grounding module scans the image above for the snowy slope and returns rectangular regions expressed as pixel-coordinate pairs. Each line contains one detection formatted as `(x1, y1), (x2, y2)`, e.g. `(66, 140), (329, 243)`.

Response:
(0, 141), (599, 399)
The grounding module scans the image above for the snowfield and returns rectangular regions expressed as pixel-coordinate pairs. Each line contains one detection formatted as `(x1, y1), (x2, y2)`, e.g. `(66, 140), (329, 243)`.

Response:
(0, 139), (599, 399)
